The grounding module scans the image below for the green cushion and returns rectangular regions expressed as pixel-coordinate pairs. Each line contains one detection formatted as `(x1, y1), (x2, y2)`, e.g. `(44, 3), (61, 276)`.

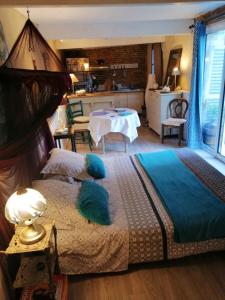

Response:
(77, 180), (111, 225)
(86, 153), (106, 179)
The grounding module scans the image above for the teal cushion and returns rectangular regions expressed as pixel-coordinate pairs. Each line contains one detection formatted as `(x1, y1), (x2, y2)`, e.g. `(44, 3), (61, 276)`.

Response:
(77, 180), (111, 225)
(86, 153), (106, 179)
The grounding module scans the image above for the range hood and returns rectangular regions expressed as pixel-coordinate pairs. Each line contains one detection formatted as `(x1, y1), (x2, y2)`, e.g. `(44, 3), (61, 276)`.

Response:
(90, 59), (109, 71)
(89, 66), (109, 71)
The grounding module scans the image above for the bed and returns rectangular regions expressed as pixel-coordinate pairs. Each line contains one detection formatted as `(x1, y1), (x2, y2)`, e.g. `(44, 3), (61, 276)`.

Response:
(32, 148), (225, 275)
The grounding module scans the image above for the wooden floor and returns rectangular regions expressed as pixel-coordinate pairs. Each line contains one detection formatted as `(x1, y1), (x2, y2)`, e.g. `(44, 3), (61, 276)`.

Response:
(69, 124), (225, 300)
(69, 252), (225, 300)
(74, 123), (181, 155)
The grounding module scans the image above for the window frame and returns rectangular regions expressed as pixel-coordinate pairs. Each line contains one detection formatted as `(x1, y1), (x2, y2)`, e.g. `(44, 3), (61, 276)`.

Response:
(202, 23), (225, 163)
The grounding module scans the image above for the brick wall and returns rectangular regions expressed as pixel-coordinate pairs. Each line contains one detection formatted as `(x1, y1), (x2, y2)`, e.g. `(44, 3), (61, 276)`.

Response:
(63, 44), (147, 89)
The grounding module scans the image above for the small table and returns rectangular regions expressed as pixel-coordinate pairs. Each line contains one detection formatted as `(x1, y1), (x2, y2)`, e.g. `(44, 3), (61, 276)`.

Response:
(88, 108), (141, 153)
(2, 223), (58, 299)
(53, 128), (76, 152)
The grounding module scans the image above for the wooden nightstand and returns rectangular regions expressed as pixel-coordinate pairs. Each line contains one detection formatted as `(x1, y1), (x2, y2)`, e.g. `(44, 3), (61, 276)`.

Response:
(2, 222), (58, 299)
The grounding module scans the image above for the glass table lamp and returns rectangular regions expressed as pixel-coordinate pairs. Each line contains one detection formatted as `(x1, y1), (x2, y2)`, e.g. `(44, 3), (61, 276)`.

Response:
(5, 187), (47, 245)
(172, 67), (181, 90)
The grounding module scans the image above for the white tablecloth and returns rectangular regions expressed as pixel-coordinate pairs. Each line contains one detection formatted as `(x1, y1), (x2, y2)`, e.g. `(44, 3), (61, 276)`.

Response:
(88, 108), (141, 145)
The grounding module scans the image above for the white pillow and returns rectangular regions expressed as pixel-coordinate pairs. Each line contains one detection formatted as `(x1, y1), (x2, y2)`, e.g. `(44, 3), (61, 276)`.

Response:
(42, 174), (75, 184)
(41, 148), (91, 180)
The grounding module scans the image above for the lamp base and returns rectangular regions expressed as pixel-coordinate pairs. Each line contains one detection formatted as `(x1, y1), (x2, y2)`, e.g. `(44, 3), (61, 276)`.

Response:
(19, 223), (46, 245)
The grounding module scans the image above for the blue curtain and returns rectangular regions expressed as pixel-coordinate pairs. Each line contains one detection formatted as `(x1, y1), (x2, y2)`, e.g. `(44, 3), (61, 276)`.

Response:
(187, 20), (206, 148)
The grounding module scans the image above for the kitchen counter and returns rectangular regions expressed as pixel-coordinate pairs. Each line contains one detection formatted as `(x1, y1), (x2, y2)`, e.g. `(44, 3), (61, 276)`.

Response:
(67, 89), (144, 99)
(68, 90), (145, 114)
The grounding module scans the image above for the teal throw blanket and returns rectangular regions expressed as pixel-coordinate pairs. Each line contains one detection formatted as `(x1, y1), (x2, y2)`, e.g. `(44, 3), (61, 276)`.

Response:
(136, 150), (225, 243)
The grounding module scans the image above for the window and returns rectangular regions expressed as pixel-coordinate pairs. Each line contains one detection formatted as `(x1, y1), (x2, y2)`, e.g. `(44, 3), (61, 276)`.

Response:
(202, 27), (225, 159)
(151, 47), (155, 75)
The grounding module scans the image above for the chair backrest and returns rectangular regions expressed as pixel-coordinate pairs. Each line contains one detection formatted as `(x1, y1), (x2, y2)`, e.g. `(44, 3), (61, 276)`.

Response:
(66, 101), (84, 125)
(169, 98), (189, 119)
(68, 101), (84, 117)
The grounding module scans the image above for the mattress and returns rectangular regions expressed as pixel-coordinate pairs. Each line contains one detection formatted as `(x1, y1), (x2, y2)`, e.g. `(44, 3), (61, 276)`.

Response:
(34, 149), (225, 274)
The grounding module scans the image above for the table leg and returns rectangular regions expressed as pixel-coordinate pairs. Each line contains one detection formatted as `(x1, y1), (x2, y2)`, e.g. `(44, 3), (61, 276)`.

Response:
(102, 135), (105, 154)
(53, 137), (57, 148)
(123, 135), (127, 152)
(71, 136), (76, 152)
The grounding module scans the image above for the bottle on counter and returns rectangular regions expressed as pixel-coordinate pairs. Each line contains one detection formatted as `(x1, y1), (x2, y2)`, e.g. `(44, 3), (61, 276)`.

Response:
(86, 73), (93, 92)
(112, 80), (116, 91)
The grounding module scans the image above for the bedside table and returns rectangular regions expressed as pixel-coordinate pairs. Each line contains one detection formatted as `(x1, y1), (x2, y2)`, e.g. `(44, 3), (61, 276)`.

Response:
(3, 222), (58, 299)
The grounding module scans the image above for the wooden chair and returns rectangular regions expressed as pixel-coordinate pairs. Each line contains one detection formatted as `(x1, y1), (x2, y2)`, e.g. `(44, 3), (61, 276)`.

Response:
(72, 123), (92, 152)
(161, 98), (189, 146)
(66, 101), (90, 126)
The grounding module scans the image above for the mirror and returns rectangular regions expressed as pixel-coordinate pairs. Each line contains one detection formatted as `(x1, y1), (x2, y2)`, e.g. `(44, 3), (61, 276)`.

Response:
(164, 48), (182, 89)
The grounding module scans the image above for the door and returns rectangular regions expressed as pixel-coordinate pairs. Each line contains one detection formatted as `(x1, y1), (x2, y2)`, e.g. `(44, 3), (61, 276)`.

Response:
(202, 28), (225, 159)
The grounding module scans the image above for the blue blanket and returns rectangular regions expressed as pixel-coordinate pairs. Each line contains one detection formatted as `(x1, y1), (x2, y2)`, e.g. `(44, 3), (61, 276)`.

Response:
(136, 150), (225, 243)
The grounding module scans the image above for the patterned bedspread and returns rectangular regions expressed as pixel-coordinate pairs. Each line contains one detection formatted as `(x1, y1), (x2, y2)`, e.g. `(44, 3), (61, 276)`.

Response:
(124, 149), (225, 263)
(34, 149), (225, 274)
(33, 157), (129, 275)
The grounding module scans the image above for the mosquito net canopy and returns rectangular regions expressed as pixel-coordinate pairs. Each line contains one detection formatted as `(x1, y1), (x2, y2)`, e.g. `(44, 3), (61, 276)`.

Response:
(0, 18), (71, 248)
(5, 19), (64, 71)
(0, 18), (70, 148)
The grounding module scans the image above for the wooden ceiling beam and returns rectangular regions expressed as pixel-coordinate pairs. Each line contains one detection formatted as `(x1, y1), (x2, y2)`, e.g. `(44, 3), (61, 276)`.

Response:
(197, 4), (225, 23)
(0, 0), (224, 5)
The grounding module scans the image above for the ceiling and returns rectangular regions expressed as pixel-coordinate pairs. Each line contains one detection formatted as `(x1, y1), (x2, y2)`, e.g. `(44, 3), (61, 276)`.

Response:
(17, 2), (224, 24)
(15, 1), (225, 48)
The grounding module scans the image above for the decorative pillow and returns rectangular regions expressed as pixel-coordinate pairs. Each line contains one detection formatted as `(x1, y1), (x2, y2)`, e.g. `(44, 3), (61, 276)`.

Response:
(86, 153), (106, 179)
(41, 148), (91, 180)
(42, 174), (75, 184)
(77, 180), (111, 225)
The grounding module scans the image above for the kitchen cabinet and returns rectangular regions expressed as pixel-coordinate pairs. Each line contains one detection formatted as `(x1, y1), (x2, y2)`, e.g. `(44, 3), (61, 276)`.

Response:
(68, 91), (144, 114)
(93, 100), (113, 111)
(146, 90), (189, 136)
(70, 96), (114, 116)
(113, 94), (128, 108)
(127, 92), (144, 113)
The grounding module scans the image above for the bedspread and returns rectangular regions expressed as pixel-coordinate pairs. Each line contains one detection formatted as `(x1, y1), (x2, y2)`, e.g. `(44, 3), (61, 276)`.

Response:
(112, 150), (225, 264)
(33, 149), (225, 274)
(136, 150), (225, 243)
(33, 157), (129, 274)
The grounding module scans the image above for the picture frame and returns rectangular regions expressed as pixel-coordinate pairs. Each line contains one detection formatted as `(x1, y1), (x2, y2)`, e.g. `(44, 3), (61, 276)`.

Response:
(0, 22), (8, 66)
(66, 57), (89, 72)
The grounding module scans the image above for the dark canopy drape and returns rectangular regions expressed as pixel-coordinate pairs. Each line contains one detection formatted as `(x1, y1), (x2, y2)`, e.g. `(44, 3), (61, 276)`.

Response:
(0, 19), (70, 249)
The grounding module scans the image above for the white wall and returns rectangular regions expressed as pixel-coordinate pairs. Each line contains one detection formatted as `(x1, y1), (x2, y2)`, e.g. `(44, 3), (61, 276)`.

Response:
(48, 39), (63, 61)
(0, 8), (26, 51)
(54, 36), (165, 50)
